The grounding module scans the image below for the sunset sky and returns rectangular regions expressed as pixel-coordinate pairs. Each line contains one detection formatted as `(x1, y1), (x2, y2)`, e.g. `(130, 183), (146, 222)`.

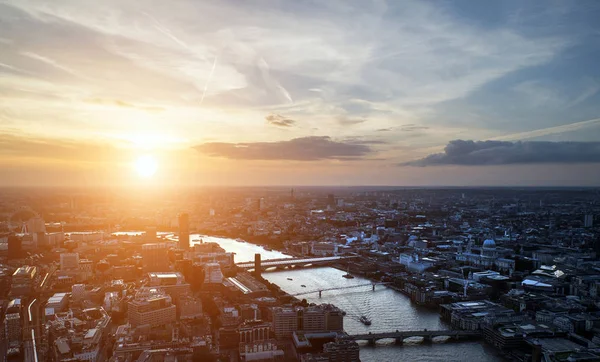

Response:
(1, 0), (600, 187)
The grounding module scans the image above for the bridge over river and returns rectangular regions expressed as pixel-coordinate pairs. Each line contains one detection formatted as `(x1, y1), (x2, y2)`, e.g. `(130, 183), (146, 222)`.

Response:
(350, 329), (482, 346)
(235, 255), (357, 271)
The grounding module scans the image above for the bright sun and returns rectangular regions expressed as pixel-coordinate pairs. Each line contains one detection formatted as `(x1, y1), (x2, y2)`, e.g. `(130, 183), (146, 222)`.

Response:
(134, 155), (158, 178)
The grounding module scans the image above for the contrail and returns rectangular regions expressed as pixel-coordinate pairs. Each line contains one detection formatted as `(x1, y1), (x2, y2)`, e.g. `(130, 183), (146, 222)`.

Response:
(492, 117), (600, 141)
(142, 12), (192, 52)
(200, 56), (218, 104)
(258, 57), (293, 104)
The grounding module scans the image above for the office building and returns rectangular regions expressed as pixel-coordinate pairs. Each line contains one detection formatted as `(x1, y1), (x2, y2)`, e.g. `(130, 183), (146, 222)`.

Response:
(47, 292), (69, 312)
(7, 234), (21, 259)
(178, 294), (203, 320)
(72, 284), (86, 301)
(147, 272), (191, 299)
(10, 265), (37, 296)
(128, 287), (177, 328)
(204, 263), (224, 284)
(178, 213), (190, 250)
(141, 243), (169, 272)
(272, 305), (344, 338)
(3, 313), (21, 347)
(585, 214), (594, 228)
(145, 226), (157, 241)
(323, 338), (361, 362)
(60, 252), (80, 270)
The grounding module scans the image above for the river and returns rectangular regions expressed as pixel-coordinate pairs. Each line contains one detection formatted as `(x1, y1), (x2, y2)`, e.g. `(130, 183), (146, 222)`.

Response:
(121, 233), (506, 361)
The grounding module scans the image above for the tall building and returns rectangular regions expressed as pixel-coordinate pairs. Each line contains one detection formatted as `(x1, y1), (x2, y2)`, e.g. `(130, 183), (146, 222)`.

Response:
(7, 234), (21, 259)
(145, 226), (157, 241)
(327, 194), (335, 206)
(60, 253), (80, 270)
(178, 213), (190, 250)
(3, 313), (21, 347)
(128, 288), (177, 328)
(584, 214), (594, 228)
(141, 243), (169, 272)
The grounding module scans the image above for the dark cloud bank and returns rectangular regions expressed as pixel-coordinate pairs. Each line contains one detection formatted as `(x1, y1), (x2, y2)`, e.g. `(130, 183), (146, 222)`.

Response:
(195, 136), (372, 161)
(404, 140), (600, 166)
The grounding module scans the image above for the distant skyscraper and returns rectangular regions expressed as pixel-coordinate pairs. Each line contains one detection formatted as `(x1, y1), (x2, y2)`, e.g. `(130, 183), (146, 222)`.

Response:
(327, 194), (335, 206)
(178, 213), (190, 250)
(258, 198), (265, 210)
(584, 214), (594, 228)
(7, 234), (21, 259)
(145, 226), (157, 241)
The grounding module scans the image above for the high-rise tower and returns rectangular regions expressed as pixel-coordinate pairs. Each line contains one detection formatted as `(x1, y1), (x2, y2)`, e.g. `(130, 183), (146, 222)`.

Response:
(178, 213), (190, 250)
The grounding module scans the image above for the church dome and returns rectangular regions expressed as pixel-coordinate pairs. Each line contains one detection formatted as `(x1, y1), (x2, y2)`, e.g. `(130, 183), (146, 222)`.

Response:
(482, 239), (496, 248)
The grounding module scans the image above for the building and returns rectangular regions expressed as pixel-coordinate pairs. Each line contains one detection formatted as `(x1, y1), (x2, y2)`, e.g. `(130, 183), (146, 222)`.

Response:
(440, 300), (517, 330)
(72, 284), (86, 301)
(60, 253), (80, 270)
(47, 292), (69, 312)
(10, 265), (37, 296)
(48, 307), (110, 362)
(178, 213), (190, 250)
(272, 305), (344, 338)
(79, 259), (94, 282)
(145, 226), (157, 241)
(147, 272), (191, 299)
(128, 287), (177, 328)
(141, 243), (169, 272)
(7, 234), (22, 259)
(3, 313), (21, 347)
(204, 263), (224, 284)
(322, 338), (360, 362)
(178, 294), (203, 320)
(584, 214), (594, 228)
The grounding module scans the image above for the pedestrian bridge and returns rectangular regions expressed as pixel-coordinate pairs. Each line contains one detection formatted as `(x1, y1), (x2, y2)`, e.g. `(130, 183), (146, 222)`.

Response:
(350, 330), (481, 345)
(235, 255), (357, 271)
(291, 282), (390, 297)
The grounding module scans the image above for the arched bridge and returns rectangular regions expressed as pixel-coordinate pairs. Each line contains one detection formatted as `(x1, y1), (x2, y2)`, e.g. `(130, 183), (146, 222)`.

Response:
(235, 255), (357, 271)
(350, 330), (482, 345)
(291, 282), (390, 297)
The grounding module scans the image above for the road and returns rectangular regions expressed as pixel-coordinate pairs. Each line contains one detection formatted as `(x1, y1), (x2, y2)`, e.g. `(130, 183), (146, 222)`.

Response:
(23, 298), (40, 362)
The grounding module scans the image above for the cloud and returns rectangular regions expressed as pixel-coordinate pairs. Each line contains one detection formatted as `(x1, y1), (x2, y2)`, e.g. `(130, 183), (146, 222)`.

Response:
(403, 139), (600, 166)
(265, 114), (296, 127)
(85, 98), (165, 112)
(337, 116), (366, 126)
(400, 124), (429, 132)
(195, 136), (372, 160)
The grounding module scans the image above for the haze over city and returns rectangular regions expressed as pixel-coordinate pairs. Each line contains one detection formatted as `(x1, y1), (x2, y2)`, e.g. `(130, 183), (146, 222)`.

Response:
(1, 0), (600, 187)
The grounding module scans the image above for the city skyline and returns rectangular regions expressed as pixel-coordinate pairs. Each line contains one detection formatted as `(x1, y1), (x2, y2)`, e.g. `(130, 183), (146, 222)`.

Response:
(1, 0), (600, 186)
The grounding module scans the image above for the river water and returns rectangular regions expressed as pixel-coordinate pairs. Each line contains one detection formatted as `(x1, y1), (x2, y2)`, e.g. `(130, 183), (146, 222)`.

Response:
(130, 233), (505, 361)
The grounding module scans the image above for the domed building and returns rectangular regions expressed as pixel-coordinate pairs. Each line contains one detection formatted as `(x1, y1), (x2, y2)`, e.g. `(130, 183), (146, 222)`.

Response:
(455, 238), (515, 273)
(481, 239), (498, 259)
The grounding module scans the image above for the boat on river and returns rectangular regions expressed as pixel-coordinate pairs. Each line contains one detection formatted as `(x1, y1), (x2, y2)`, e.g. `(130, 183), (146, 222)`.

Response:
(359, 316), (372, 325)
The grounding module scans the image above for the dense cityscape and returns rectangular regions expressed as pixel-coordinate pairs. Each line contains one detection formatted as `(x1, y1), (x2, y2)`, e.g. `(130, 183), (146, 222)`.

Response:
(0, 187), (599, 362)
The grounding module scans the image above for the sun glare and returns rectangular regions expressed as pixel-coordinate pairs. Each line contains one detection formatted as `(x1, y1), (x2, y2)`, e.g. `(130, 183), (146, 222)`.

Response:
(134, 155), (158, 178)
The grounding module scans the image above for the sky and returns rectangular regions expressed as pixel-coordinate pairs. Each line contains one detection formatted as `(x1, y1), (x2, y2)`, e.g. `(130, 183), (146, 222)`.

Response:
(1, 0), (600, 187)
